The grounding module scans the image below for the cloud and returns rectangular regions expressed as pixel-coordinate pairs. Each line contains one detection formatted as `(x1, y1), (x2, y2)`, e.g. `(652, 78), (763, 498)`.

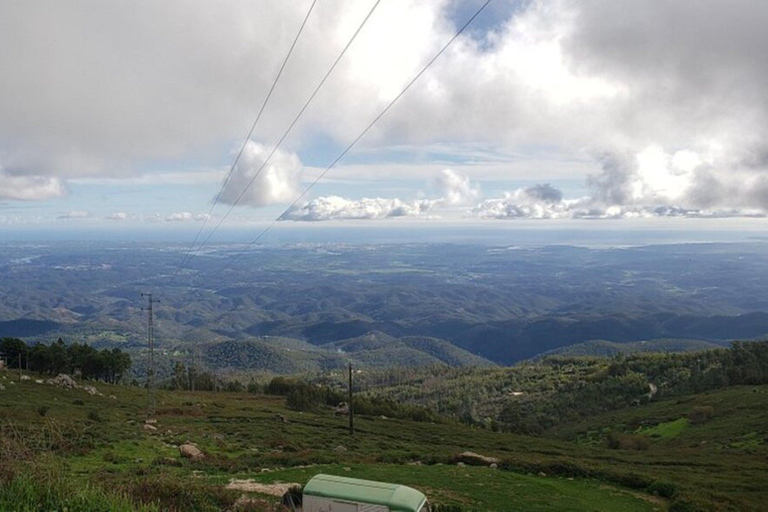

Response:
(280, 168), (480, 221)
(105, 212), (129, 220)
(280, 195), (434, 221)
(2, 0), (768, 219)
(474, 183), (767, 220)
(0, 170), (66, 201)
(57, 210), (90, 220)
(165, 212), (210, 222)
(216, 141), (302, 208)
(433, 169), (480, 206)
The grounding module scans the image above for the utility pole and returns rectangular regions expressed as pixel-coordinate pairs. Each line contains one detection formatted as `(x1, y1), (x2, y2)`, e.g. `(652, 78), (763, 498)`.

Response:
(142, 293), (160, 418)
(348, 362), (354, 436)
(18, 352), (22, 381)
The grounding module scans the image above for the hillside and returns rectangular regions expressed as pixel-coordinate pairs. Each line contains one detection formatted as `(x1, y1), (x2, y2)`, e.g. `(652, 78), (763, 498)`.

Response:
(158, 332), (494, 377)
(6, 242), (768, 368)
(332, 341), (768, 436)
(540, 338), (728, 357)
(2, 364), (768, 510)
(0, 367), (666, 511)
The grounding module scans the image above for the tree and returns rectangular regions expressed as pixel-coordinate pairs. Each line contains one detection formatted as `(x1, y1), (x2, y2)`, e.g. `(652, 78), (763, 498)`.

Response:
(0, 338), (27, 369)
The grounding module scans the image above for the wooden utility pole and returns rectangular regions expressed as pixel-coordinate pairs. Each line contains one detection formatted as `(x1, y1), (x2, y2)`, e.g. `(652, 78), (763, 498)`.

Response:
(348, 362), (354, 436)
(18, 352), (22, 381)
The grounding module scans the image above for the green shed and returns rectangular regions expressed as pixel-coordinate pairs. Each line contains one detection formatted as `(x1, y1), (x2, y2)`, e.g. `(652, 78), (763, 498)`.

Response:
(302, 474), (429, 512)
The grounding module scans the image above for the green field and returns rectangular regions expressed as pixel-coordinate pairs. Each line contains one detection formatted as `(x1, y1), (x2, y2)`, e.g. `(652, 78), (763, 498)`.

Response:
(1, 368), (766, 510)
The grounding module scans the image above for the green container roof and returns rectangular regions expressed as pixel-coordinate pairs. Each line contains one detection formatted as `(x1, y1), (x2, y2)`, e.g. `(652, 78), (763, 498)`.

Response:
(304, 474), (427, 512)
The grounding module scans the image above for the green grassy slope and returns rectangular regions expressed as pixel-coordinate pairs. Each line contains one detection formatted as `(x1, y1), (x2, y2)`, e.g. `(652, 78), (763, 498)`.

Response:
(0, 369), (665, 511)
(2, 368), (768, 510)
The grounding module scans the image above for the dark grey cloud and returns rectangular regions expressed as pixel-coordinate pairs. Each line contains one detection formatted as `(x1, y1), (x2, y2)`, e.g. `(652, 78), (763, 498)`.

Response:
(525, 183), (563, 203)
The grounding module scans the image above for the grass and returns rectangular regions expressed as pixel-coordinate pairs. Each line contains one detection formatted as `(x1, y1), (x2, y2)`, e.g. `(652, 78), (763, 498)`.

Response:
(637, 418), (690, 439)
(247, 464), (661, 512)
(1, 369), (767, 510)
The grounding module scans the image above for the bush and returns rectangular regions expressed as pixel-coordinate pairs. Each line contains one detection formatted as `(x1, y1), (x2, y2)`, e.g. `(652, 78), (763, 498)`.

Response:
(606, 432), (649, 451)
(688, 406), (714, 425)
(648, 481), (679, 499)
(72, 400), (85, 406)
(37, 406), (50, 417)
(87, 411), (103, 423)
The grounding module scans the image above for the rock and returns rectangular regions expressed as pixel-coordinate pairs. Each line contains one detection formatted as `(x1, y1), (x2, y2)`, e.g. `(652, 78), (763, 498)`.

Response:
(109, 395), (117, 400)
(83, 385), (98, 395)
(275, 414), (287, 423)
(51, 374), (78, 389)
(380, 415), (388, 420)
(9, 381), (15, 385)
(20, 375), (31, 381)
(455, 451), (501, 466)
(490, 463), (498, 469)
(333, 445), (347, 452)
(538, 472), (547, 477)
(0, 384), (5, 391)
(145, 419), (157, 424)
(457, 462), (466, 467)
(334, 402), (349, 416)
(35, 379), (44, 384)
(143, 424), (157, 432)
(179, 443), (204, 461)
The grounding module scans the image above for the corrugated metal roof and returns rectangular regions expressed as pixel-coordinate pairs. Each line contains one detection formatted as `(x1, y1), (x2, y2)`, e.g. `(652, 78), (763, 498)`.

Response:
(304, 474), (427, 512)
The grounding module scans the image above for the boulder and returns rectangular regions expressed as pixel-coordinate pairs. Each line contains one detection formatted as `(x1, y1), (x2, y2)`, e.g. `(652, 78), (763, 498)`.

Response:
(333, 402), (349, 416)
(51, 374), (78, 389)
(0, 384), (5, 391)
(455, 451), (501, 466)
(179, 443), (204, 461)
(35, 379), (44, 384)
(82, 385), (98, 395)
(20, 375), (31, 381)
(143, 424), (158, 432)
(333, 445), (347, 452)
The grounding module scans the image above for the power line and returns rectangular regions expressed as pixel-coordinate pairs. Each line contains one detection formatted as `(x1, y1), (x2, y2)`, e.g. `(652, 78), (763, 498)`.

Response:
(199, 0), (494, 283)
(169, 0), (319, 283)
(173, 0), (383, 277)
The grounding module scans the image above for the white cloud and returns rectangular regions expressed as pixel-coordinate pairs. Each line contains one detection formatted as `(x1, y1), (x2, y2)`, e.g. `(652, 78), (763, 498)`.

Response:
(433, 169), (480, 206)
(165, 212), (210, 222)
(280, 195), (435, 221)
(217, 141), (302, 208)
(106, 212), (129, 220)
(56, 210), (90, 220)
(0, 170), (66, 201)
(2, 0), (768, 219)
(474, 183), (767, 221)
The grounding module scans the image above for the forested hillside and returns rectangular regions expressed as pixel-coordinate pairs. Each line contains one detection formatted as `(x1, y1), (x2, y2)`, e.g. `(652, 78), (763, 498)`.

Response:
(341, 341), (768, 434)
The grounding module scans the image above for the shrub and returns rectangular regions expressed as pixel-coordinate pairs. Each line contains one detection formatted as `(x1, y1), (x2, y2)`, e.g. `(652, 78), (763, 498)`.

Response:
(606, 432), (649, 451)
(37, 406), (50, 417)
(72, 399), (85, 406)
(87, 411), (103, 423)
(688, 406), (715, 425)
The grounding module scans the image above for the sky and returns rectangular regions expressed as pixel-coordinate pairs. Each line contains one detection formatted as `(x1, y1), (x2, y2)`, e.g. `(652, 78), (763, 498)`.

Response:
(2, 0), (768, 240)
